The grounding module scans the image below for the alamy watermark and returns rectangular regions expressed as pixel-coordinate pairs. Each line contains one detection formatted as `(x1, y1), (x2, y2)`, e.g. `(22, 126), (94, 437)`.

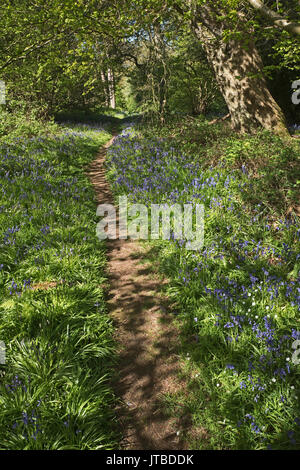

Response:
(0, 81), (5, 105)
(292, 340), (300, 365)
(0, 341), (6, 364)
(96, 196), (204, 250)
(292, 80), (300, 105)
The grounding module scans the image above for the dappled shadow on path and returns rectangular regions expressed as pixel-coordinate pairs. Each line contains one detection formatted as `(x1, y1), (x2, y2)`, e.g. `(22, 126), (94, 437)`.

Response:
(88, 136), (117, 204)
(107, 239), (186, 450)
(88, 134), (189, 450)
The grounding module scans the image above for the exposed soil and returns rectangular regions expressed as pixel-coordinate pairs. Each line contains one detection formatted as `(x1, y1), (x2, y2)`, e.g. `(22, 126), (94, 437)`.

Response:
(88, 135), (190, 450)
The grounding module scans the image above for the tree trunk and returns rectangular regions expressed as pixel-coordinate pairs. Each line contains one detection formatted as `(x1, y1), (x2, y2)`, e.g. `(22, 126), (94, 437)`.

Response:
(159, 76), (167, 123)
(101, 70), (109, 107)
(108, 68), (116, 109)
(149, 22), (169, 124)
(192, 6), (289, 136)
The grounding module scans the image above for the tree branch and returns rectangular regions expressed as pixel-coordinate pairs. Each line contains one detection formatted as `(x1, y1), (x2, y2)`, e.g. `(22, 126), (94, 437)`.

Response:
(208, 113), (230, 125)
(247, 0), (300, 35)
(0, 30), (74, 71)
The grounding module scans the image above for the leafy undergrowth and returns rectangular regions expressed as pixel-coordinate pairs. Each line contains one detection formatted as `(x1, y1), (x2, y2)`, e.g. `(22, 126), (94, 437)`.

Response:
(0, 107), (60, 143)
(106, 118), (300, 450)
(0, 123), (119, 449)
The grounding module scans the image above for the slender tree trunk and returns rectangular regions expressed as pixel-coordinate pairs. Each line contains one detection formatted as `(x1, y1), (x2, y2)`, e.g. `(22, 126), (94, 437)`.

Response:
(159, 76), (167, 123)
(149, 23), (169, 124)
(192, 6), (289, 136)
(101, 70), (109, 107)
(108, 68), (116, 109)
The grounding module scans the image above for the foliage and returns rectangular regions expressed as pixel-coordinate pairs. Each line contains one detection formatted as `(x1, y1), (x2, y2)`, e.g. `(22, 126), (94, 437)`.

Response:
(0, 0), (298, 127)
(0, 105), (59, 142)
(0, 0), (299, 452)
(0, 122), (119, 449)
(106, 118), (300, 449)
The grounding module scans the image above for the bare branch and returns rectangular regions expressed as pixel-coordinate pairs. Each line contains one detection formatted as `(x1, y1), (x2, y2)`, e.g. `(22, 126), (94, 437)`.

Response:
(208, 113), (230, 125)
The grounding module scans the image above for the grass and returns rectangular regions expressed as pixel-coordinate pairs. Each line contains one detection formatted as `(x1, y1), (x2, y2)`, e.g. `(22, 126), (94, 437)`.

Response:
(105, 116), (300, 450)
(0, 121), (119, 449)
(1, 111), (298, 450)
(55, 108), (129, 127)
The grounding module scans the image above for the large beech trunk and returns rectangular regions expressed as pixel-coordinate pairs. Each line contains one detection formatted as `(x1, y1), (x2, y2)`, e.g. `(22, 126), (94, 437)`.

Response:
(193, 6), (289, 136)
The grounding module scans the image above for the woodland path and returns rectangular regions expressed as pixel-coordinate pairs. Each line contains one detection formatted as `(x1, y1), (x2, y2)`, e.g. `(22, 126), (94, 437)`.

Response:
(88, 134), (191, 450)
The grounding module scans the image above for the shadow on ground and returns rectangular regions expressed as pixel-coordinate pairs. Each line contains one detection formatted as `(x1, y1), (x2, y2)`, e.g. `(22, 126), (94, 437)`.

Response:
(88, 133), (191, 450)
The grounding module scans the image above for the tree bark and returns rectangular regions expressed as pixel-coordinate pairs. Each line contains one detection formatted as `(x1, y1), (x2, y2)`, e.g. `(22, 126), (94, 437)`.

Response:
(108, 68), (116, 109)
(100, 70), (109, 107)
(192, 5), (289, 136)
(149, 23), (169, 123)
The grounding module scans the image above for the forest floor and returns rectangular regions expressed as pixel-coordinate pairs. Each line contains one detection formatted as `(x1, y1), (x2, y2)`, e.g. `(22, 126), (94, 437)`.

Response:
(97, 118), (300, 450)
(88, 135), (193, 450)
(1, 115), (299, 450)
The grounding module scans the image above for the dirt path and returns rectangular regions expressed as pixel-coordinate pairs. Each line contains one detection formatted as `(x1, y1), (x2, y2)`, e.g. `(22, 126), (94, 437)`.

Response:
(88, 135), (189, 450)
